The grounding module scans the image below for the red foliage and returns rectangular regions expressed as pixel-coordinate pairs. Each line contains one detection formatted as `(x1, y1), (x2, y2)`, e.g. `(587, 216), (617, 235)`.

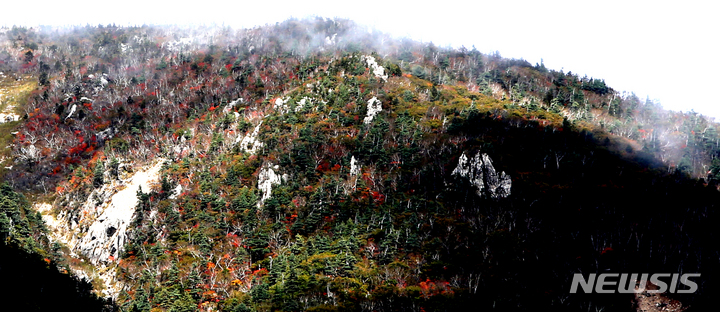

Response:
(417, 279), (453, 298)
(252, 268), (269, 277)
(69, 142), (89, 155)
(371, 191), (385, 204)
(316, 160), (330, 172)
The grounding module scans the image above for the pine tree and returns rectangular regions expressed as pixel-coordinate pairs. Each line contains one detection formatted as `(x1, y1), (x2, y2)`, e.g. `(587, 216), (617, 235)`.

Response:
(93, 161), (104, 188)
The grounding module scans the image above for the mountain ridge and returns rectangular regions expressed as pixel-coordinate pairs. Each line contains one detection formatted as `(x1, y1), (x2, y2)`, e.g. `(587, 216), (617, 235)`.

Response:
(0, 18), (718, 311)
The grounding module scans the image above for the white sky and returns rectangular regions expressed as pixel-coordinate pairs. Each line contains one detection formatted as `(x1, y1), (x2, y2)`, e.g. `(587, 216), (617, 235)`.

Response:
(4, 0), (719, 119)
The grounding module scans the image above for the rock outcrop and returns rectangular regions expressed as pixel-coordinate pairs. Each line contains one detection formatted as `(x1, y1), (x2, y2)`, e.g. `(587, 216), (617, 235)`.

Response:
(361, 55), (388, 82)
(36, 159), (165, 298)
(363, 97), (382, 125)
(76, 160), (164, 265)
(451, 152), (512, 199)
(257, 163), (282, 208)
(235, 120), (264, 154)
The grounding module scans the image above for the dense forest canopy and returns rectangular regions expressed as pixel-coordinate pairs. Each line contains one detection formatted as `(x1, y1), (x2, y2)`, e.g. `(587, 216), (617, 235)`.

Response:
(0, 18), (718, 311)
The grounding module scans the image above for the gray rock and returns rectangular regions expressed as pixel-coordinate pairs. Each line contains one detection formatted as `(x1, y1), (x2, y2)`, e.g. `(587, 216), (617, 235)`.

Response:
(451, 152), (511, 199)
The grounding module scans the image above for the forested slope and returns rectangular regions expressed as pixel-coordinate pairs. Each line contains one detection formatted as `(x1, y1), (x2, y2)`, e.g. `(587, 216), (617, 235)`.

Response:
(0, 18), (718, 311)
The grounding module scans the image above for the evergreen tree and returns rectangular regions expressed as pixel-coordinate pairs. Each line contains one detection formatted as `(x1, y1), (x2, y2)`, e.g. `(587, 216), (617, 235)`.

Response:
(93, 161), (105, 188)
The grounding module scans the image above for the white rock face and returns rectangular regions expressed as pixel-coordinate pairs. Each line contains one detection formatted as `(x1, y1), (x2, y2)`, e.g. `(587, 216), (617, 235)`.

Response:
(36, 202), (62, 240)
(77, 160), (164, 264)
(257, 164), (281, 208)
(362, 55), (388, 82)
(36, 159), (165, 299)
(274, 97), (290, 114)
(347, 156), (361, 192)
(451, 152), (511, 199)
(350, 156), (361, 176)
(235, 120), (264, 154)
(363, 97), (382, 125)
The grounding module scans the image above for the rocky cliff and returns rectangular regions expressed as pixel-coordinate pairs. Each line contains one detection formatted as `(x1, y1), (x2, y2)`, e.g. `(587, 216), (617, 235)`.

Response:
(451, 151), (512, 199)
(37, 159), (165, 298)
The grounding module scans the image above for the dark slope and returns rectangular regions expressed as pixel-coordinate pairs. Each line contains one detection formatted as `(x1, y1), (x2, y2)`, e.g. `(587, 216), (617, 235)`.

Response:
(441, 110), (720, 310)
(0, 243), (115, 311)
(0, 183), (114, 311)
